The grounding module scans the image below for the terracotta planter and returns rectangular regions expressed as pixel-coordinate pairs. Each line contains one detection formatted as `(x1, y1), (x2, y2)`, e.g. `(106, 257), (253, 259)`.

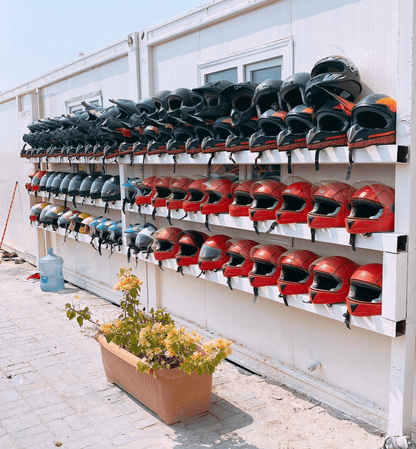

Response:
(95, 333), (213, 424)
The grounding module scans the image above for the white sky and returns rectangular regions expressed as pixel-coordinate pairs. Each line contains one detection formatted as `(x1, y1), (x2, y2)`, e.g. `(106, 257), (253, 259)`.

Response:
(0, 0), (207, 92)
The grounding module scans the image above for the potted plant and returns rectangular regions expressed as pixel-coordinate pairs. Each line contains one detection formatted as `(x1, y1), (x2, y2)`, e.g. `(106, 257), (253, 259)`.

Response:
(65, 267), (232, 424)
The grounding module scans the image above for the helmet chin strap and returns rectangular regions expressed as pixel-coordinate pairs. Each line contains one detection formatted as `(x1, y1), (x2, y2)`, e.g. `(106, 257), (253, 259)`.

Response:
(349, 233), (356, 251)
(310, 228), (316, 243)
(204, 215), (211, 232)
(346, 148), (354, 180)
(226, 277), (233, 291)
(343, 311), (351, 330)
(314, 149), (321, 171)
(253, 221), (260, 235)
(166, 210), (172, 226)
(176, 265), (185, 276)
(158, 260), (164, 271)
(279, 293), (289, 307)
(286, 150), (292, 174)
(266, 221), (277, 234)
(252, 287), (259, 304)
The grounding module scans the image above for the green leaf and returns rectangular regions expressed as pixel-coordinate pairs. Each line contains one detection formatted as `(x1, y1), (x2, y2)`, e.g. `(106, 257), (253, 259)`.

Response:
(76, 316), (84, 327)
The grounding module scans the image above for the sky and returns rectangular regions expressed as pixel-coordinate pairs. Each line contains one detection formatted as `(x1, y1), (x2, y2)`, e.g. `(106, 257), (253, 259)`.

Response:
(0, 0), (207, 93)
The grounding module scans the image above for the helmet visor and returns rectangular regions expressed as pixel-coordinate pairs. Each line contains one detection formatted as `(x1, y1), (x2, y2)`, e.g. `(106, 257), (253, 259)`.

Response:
(199, 245), (222, 261)
(348, 281), (382, 303)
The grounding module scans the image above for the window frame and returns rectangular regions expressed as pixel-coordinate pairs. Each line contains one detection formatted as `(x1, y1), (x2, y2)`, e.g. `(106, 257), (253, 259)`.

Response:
(65, 91), (103, 114)
(198, 37), (293, 86)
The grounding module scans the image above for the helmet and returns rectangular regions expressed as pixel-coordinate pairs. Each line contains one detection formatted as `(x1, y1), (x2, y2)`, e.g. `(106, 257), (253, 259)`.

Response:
(249, 244), (287, 287)
(176, 230), (208, 267)
(308, 256), (359, 304)
(249, 108), (287, 151)
(29, 202), (50, 223)
(45, 172), (62, 194)
(68, 172), (89, 198)
(307, 181), (353, 229)
(122, 177), (143, 212)
(166, 88), (193, 119)
(135, 223), (158, 253)
(198, 234), (232, 272)
(79, 172), (104, 199)
(280, 73), (310, 110)
(277, 250), (320, 296)
(108, 221), (123, 248)
(200, 178), (235, 215)
(186, 118), (215, 154)
(39, 172), (55, 192)
(305, 55), (362, 107)
(58, 209), (80, 230)
(59, 173), (77, 195)
(222, 239), (259, 279)
(226, 117), (258, 152)
(135, 176), (157, 206)
(69, 212), (92, 234)
(151, 90), (171, 113)
(101, 176), (121, 203)
(88, 215), (106, 237)
(29, 171), (48, 193)
(153, 227), (183, 261)
(151, 177), (173, 208)
(277, 105), (314, 151)
(190, 80), (233, 119)
(166, 177), (192, 210)
(96, 218), (114, 253)
(229, 180), (256, 217)
(346, 183), (395, 234)
(90, 174), (112, 200)
(276, 180), (315, 224)
(211, 116), (237, 142)
(306, 99), (354, 150)
(182, 177), (209, 213)
(222, 82), (258, 127)
(347, 94), (397, 149)
(44, 205), (69, 230)
(254, 79), (284, 116)
(346, 263), (382, 316)
(125, 222), (144, 249)
(38, 204), (56, 227)
(249, 179), (285, 223)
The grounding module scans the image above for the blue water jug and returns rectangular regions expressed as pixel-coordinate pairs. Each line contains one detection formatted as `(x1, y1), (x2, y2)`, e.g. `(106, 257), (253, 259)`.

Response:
(39, 248), (65, 292)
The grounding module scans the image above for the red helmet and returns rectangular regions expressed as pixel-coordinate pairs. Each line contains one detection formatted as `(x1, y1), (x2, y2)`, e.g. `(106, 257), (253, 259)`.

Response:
(248, 245), (287, 287)
(182, 178), (209, 213)
(307, 181), (353, 229)
(135, 176), (157, 206)
(151, 177), (173, 208)
(346, 263), (382, 316)
(346, 183), (395, 234)
(153, 227), (183, 261)
(30, 171), (49, 193)
(229, 180), (256, 217)
(166, 177), (192, 211)
(276, 181), (315, 224)
(249, 179), (285, 223)
(198, 234), (232, 271)
(308, 256), (359, 305)
(222, 239), (259, 278)
(25, 172), (37, 192)
(29, 202), (50, 223)
(200, 178), (235, 215)
(176, 230), (209, 267)
(277, 250), (320, 296)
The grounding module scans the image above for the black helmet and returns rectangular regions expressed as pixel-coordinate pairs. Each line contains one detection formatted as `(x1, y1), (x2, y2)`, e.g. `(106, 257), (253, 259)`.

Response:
(38, 204), (56, 227)
(165, 88), (193, 119)
(254, 79), (284, 116)
(305, 55), (362, 107)
(90, 174), (112, 200)
(39, 172), (55, 192)
(108, 220), (123, 249)
(79, 172), (104, 199)
(68, 172), (89, 206)
(222, 82), (258, 127)
(280, 73), (310, 110)
(45, 172), (62, 194)
(101, 176), (121, 212)
(59, 173), (77, 195)
(190, 80), (234, 119)
(347, 94), (397, 149)
(50, 172), (69, 196)
(249, 108), (287, 149)
(44, 205), (69, 230)
(277, 105), (314, 151)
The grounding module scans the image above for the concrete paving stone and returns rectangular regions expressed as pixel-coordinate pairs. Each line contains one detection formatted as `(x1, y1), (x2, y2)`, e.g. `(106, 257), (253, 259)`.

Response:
(110, 429), (149, 446)
(111, 398), (145, 415)
(41, 406), (80, 423)
(0, 404), (32, 421)
(0, 388), (22, 403)
(63, 413), (90, 431)
(111, 415), (141, 433)
(93, 419), (125, 439)
(80, 404), (122, 426)
(14, 429), (57, 449)
(128, 408), (155, 422)
(45, 418), (74, 438)
(9, 424), (50, 441)
(34, 402), (76, 419)
(1, 417), (22, 433)
(134, 416), (161, 429)
(0, 426), (5, 438)
(209, 402), (240, 420)
(0, 434), (19, 449)
(16, 410), (43, 429)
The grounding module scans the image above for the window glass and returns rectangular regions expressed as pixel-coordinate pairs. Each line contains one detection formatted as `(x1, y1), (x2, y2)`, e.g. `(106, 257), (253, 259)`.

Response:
(205, 68), (238, 84)
(251, 66), (282, 83)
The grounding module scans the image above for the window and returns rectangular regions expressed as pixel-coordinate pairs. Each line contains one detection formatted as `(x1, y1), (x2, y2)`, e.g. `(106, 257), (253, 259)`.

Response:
(65, 91), (102, 114)
(245, 58), (282, 83)
(198, 37), (293, 85)
(205, 68), (238, 84)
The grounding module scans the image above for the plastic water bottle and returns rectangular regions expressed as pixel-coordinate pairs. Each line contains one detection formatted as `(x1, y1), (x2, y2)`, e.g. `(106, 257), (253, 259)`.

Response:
(39, 248), (65, 292)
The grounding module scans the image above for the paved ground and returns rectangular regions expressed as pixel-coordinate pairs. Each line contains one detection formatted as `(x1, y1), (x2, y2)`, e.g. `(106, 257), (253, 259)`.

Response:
(0, 261), (386, 449)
